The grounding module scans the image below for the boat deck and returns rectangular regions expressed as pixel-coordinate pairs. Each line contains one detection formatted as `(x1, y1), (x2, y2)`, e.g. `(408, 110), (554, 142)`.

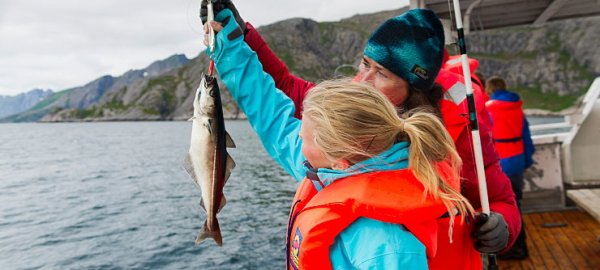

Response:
(498, 209), (600, 269)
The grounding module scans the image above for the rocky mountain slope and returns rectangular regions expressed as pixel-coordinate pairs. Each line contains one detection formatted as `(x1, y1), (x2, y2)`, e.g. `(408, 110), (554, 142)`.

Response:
(468, 15), (600, 111)
(1, 54), (189, 122)
(0, 89), (53, 118)
(4, 7), (598, 122)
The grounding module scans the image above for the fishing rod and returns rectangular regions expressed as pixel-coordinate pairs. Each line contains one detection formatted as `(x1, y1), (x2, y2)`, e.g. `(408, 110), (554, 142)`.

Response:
(448, 0), (498, 268)
(206, 1), (216, 76)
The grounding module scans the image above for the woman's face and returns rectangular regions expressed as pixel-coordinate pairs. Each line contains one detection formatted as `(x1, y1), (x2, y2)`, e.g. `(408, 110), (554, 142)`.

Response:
(299, 116), (331, 169)
(358, 56), (410, 107)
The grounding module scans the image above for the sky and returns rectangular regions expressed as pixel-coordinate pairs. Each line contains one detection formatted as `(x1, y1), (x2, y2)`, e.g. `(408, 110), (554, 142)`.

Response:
(0, 0), (409, 96)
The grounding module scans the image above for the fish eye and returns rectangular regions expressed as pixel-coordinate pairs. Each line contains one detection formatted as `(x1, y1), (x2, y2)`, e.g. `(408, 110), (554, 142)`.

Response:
(209, 89), (216, 97)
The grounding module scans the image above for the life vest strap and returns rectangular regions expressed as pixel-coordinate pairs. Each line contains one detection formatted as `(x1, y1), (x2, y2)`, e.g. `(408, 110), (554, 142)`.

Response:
(493, 137), (521, 143)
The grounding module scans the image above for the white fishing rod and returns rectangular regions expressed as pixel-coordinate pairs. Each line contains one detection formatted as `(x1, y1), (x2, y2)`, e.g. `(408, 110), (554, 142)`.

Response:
(206, 1), (216, 76)
(449, 0), (498, 268)
(450, 0), (489, 214)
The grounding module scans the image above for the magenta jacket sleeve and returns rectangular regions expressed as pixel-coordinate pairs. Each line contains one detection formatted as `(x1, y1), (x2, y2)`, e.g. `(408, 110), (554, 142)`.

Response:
(456, 120), (521, 252)
(244, 22), (316, 119)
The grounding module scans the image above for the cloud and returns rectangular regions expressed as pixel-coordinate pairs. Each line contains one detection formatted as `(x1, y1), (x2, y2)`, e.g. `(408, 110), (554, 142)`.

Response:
(0, 0), (408, 96)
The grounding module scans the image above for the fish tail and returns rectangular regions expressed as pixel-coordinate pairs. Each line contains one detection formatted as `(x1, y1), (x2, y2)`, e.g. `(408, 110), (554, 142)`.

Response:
(195, 218), (222, 246)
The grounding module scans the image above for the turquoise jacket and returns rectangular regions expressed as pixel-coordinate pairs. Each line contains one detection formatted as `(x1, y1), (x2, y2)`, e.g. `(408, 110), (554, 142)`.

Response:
(208, 9), (428, 269)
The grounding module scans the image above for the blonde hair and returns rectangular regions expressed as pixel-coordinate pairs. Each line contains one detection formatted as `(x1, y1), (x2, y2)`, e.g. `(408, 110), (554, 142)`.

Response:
(303, 80), (474, 228)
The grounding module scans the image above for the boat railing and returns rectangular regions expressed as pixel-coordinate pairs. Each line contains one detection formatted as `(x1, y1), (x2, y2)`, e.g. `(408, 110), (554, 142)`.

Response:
(522, 76), (600, 212)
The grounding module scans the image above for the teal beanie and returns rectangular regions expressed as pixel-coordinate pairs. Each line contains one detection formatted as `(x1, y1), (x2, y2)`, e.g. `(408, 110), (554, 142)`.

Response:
(364, 9), (444, 90)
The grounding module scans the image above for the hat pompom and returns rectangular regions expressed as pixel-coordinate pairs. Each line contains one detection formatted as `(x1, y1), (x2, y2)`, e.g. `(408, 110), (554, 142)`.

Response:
(364, 9), (445, 90)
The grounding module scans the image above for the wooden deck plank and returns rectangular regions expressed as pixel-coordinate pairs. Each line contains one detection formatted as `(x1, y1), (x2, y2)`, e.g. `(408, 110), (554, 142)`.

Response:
(526, 212), (559, 269)
(540, 212), (580, 269)
(560, 210), (600, 267)
(522, 214), (548, 268)
(497, 210), (600, 270)
(555, 211), (598, 269)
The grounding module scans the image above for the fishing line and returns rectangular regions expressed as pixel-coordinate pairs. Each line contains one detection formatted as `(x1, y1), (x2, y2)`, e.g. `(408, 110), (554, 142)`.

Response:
(446, 0), (455, 33)
(185, 0), (205, 37)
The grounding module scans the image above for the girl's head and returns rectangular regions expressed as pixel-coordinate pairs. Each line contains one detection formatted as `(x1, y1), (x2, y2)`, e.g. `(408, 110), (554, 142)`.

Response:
(301, 80), (406, 169)
(301, 80), (473, 222)
(301, 80), (454, 168)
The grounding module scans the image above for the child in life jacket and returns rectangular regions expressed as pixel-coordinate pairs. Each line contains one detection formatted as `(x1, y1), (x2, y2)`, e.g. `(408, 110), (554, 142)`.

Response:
(284, 81), (475, 269)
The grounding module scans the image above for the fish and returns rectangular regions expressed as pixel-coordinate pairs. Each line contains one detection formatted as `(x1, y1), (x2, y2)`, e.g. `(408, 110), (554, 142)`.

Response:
(183, 74), (236, 246)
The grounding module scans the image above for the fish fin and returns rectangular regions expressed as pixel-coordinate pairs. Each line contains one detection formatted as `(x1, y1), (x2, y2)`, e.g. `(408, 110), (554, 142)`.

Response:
(188, 116), (196, 121)
(199, 199), (206, 212)
(225, 132), (236, 148)
(195, 219), (222, 246)
(204, 119), (213, 135)
(218, 196), (227, 213)
(183, 154), (200, 189)
(227, 154), (236, 170)
(224, 154), (236, 184)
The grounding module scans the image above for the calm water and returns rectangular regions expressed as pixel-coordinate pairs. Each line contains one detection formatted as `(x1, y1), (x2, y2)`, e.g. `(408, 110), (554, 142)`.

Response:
(0, 121), (297, 270)
(0, 117), (565, 269)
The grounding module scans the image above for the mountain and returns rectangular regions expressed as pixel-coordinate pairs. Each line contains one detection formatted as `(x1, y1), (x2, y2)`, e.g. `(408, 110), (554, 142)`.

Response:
(37, 55), (214, 122)
(3, 8), (599, 122)
(0, 89), (54, 118)
(1, 54), (189, 122)
(467, 16), (600, 111)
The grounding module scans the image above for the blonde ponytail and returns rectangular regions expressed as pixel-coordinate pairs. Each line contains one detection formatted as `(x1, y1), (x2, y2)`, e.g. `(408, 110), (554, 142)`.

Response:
(401, 111), (475, 232)
(303, 80), (474, 233)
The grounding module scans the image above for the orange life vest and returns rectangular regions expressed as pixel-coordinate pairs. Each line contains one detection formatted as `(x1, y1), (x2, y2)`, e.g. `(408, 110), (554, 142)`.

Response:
(485, 99), (525, 158)
(286, 163), (479, 270)
(428, 217), (482, 270)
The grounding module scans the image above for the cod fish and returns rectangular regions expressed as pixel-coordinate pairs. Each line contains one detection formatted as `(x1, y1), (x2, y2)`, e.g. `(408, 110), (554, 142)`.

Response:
(184, 74), (236, 246)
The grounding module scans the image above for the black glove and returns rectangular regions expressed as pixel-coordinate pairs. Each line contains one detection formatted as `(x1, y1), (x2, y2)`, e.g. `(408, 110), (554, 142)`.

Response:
(472, 212), (509, 253)
(200, 0), (246, 33)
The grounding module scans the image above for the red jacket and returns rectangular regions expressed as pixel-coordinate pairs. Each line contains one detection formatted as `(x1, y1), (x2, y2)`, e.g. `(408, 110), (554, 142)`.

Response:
(443, 54), (488, 98)
(244, 22), (520, 254)
(438, 55), (492, 129)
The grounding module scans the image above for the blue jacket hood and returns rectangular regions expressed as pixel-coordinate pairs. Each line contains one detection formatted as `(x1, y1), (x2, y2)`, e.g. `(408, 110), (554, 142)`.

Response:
(491, 89), (521, 102)
(305, 142), (410, 191)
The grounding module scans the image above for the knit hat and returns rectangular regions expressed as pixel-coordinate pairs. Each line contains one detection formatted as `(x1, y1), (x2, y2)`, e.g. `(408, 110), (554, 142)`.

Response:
(364, 9), (445, 90)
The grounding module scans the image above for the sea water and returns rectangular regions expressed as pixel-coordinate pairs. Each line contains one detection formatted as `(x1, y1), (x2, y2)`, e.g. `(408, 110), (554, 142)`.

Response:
(0, 121), (296, 269)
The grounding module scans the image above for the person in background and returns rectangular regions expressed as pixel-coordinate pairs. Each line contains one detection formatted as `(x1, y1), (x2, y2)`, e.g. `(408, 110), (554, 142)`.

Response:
(202, 2), (521, 268)
(485, 76), (535, 260)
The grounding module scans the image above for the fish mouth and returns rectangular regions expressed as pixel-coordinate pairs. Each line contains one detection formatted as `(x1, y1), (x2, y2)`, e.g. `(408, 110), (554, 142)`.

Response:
(204, 76), (218, 98)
